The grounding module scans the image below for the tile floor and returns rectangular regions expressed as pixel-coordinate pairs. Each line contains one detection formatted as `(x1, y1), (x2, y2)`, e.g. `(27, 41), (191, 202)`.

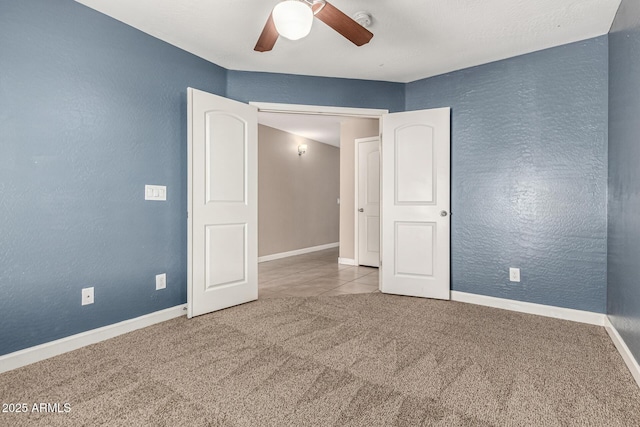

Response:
(258, 247), (379, 298)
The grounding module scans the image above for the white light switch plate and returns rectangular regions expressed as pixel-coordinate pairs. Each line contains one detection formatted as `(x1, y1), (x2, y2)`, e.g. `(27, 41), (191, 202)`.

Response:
(145, 185), (167, 201)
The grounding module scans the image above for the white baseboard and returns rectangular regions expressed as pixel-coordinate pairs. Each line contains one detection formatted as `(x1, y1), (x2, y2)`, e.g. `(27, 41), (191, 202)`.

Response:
(0, 304), (186, 374)
(604, 317), (640, 388)
(338, 258), (356, 266)
(258, 242), (339, 263)
(451, 291), (606, 326)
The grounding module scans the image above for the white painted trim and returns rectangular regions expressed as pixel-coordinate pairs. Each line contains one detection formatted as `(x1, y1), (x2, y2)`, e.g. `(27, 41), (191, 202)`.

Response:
(0, 305), (186, 374)
(604, 317), (640, 388)
(451, 291), (605, 326)
(186, 88), (194, 319)
(338, 257), (357, 266)
(258, 242), (339, 263)
(250, 102), (388, 118)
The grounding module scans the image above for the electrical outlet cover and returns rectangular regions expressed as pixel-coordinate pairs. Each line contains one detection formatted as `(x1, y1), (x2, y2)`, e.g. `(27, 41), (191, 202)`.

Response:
(509, 268), (521, 282)
(82, 287), (94, 305)
(156, 273), (167, 290)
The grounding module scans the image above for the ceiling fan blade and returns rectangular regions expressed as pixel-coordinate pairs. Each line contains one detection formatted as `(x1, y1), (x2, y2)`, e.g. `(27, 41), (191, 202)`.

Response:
(254, 12), (278, 52)
(313, 1), (373, 46)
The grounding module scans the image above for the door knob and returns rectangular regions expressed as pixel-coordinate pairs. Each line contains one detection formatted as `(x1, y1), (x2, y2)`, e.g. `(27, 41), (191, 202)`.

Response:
(440, 210), (448, 217)
(358, 208), (364, 212)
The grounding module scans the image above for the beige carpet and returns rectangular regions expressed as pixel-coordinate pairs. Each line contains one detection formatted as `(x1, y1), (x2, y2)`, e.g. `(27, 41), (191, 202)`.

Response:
(1, 293), (639, 426)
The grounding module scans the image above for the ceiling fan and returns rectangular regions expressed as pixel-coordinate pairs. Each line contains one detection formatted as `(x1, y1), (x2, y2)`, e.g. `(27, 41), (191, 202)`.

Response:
(255, 0), (373, 52)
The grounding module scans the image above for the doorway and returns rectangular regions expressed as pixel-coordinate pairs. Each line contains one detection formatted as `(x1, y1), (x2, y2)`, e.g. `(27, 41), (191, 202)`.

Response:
(252, 102), (385, 262)
(252, 102), (385, 297)
(255, 113), (343, 262)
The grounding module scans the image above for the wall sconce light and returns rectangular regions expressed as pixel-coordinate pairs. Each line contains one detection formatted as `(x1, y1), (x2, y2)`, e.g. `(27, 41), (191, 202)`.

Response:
(298, 144), (307, 156)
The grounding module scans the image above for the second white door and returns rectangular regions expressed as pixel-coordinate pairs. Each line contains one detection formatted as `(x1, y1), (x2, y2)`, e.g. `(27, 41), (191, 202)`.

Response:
(380, 108), (451, 300)
(357, 137), (380, 267)
(187, 88), (258, 318)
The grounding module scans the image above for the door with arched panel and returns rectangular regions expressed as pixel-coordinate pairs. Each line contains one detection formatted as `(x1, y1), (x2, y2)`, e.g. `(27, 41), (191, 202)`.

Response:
(187, 88), (258, 317)
(381, 108), (451, 300)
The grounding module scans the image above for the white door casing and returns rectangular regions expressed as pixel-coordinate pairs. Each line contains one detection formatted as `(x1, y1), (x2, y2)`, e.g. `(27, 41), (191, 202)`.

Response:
(357, 137), (380, 267)
(187, 88), (258, 318)
(381, 108), (451, 300)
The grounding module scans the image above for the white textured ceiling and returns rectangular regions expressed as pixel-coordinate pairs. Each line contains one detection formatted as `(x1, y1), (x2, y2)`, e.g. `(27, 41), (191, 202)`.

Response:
(259, 112), (344, 147)
(75, 0), (621, 83)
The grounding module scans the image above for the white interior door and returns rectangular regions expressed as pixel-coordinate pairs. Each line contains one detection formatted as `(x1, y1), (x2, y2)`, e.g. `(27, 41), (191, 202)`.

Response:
(381, 108), (450, 300)
(357, 137), (380, 267)
(187, 87), (258, 318)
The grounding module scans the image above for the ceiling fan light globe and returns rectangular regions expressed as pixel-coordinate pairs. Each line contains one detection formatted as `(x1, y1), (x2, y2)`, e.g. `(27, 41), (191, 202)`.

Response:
(272, 0), (313, 41)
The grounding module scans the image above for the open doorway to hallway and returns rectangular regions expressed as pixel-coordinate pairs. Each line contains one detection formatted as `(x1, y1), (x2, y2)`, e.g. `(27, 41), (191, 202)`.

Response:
(257, 110), (380, 297)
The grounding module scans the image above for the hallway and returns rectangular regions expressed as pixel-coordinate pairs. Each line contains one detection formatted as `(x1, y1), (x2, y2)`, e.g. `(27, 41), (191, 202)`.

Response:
(258, 248), (379, 298)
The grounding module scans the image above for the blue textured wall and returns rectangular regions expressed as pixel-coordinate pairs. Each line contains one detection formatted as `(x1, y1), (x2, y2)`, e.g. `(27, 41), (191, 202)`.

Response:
(0, 0), (407, 356)
(0, 0), (613, 358)
(608, 0), (640, 361)
(406, 37), (609, 312)
(227, 71), (404, 112)
(0, 0), (227, 355)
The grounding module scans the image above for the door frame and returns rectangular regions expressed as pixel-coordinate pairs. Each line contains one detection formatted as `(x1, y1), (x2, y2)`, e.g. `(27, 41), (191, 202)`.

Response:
(354, 136), (381, 267)
(250, 102), (387, 268)
(250, 102), (387, 119)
